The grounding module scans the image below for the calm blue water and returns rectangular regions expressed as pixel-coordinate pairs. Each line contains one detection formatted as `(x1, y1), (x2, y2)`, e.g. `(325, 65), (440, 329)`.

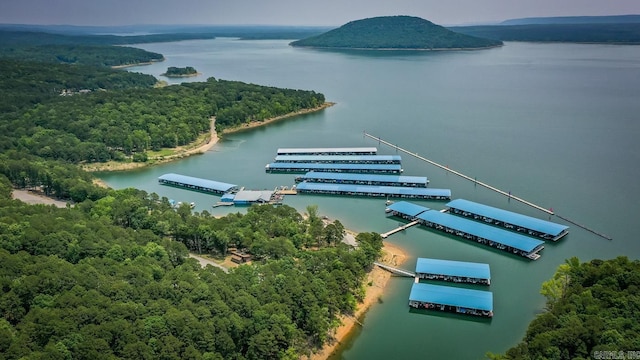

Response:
(99, 39), (640, 359)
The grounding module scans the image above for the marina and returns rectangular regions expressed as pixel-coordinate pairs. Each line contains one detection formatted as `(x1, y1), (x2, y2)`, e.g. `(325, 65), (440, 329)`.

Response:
(295, 171), (429, 187)
(273, 154), (402, 164)
(265, 162), (403, 174)
(409, 283), (494, 318)
(446, 199), (569, 241)
(276, 147), (377, 155)
(385, 201), (545, 260)
(295, 182), (451, 200)
(415, 258), (491, 285)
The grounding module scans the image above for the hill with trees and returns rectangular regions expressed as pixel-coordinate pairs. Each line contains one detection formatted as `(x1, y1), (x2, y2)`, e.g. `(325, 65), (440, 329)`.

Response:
(488, 256), (640, 359)
(162, 66), (199, 77)
(290, 15), (503, 50)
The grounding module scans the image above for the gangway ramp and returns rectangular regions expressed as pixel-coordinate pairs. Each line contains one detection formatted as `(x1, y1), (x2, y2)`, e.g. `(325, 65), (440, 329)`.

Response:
(380, 220), (420, 239)
(374, 262), (416, 277)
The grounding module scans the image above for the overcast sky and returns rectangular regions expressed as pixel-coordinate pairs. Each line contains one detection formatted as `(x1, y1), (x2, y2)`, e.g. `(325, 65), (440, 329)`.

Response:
(1, 0), (639, 27)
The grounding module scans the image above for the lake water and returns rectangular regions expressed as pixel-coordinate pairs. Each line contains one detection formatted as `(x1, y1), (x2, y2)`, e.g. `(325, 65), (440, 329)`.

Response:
(99, 39), (640, 359)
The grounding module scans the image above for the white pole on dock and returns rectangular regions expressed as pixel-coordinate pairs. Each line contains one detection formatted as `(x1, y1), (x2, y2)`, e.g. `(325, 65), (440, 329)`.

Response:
(363, 132), (555, 216)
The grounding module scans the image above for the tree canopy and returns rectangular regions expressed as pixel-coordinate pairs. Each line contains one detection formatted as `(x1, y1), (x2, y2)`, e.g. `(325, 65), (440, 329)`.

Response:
(0, 183), (382, 359)
(489, 256), (640, 360)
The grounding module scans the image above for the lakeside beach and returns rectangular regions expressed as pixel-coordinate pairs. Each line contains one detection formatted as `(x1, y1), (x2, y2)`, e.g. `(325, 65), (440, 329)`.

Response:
(309, 241), (407, 360)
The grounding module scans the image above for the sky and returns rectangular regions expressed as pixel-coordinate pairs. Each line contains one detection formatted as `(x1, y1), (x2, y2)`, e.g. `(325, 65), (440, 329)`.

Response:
(1, 0), (639, 27)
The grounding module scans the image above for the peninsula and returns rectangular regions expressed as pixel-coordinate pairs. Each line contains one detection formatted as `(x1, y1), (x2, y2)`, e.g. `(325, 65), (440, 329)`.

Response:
(290, 15), (503, 50)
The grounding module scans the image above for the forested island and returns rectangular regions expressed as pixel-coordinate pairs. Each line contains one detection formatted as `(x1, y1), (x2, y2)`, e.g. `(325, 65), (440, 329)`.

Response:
(488, 256), (640, 359)
(290, 16), (503, 50)
(162, 66), (199, 78)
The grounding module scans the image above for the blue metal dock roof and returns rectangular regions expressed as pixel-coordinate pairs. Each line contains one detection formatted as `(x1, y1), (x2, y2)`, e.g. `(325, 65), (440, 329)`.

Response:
(274, 155), (401, 163)
(415, 258), (491, 280)
(296, 182), (450, 198)
(158, 173), (237, 193)
(447, 199), (569, 237)
(409, 283), (493, 311)
(416, 210), (544, 253)
(266, 163), (402, 173)
(301, 171), (428, 186)
(277, 147), (377, 155)
(386, 201), (430, 217)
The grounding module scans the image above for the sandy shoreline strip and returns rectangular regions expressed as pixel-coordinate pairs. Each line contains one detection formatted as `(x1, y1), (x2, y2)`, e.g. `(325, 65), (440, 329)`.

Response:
(308, 241), (407, 360)
(82, 102), (334, 173)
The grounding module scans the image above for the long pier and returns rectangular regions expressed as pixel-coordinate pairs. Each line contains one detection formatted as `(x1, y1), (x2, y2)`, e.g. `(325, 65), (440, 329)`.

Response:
(364, 132), (554, 215)
(380, 220), (420, 238)
(374, 262), (416, 277)
(364, 132), (613, 241)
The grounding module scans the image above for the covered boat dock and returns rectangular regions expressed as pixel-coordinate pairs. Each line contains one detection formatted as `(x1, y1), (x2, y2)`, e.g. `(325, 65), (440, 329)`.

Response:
(274, 154), (401, 164)
(415, 258), (491, 285)
(296, 171), (428, 187)
(409, 283), (493, 317)
(158, 173), (238, 195)
(446, 199), (569, 241)
(296, 182), (451, 200)
(265, 162), (403, 174)
(276, 147), (377, 155)
(220, 190), (280, 205)
(416, 210), (545, 260)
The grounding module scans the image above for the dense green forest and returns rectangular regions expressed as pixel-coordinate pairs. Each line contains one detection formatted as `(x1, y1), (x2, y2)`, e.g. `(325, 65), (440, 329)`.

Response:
(0, 180), (383, 358)
(451, 23), (640, 44)
(0, 59), (325, 163)
(0, 44), (164, 67)
(290, 16), (502, 49)
(488, 257), (640, 359)
(163, 66), (198, 77)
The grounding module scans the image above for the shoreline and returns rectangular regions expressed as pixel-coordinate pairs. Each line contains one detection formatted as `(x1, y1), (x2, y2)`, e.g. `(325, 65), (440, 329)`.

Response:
(220, 101), (335, 135)
(308, 241), (407, 360)
(111, 58), (165, 69)
(83, 102), (334, 173)
(161, 72), (202, 78)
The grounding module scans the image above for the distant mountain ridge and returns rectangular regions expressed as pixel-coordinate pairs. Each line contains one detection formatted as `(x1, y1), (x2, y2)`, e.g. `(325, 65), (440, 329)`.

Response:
(500, 15), (640, 26)
(290, 16), (502, 50)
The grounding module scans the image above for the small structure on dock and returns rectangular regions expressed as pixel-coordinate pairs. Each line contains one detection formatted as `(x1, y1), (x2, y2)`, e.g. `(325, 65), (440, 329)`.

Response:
(415, 258), (491, 285)
(295, 182), (450, 200)
(265, 162), (403, 174)
(446, 199), (569, 241)
(274, 154), (402, 164)
(277, 147), (377, 155)
(159, 173), (238, 195)
(409, 283), (493, 318)
(296, 171), (429, 188)
(220, 190), (281, 206)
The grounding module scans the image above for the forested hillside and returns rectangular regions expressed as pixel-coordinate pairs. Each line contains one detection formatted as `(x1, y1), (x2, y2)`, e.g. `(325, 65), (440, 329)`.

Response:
(489, 257), (640, 359)
(0, 60), (325, 164)
(291, 15), (502, 49)
(0, 181), (383, 359)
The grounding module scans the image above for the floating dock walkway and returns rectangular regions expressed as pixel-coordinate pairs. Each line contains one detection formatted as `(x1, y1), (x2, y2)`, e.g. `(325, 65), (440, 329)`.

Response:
(374, 262), (416, 277)
(380, 220), (420, 238)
